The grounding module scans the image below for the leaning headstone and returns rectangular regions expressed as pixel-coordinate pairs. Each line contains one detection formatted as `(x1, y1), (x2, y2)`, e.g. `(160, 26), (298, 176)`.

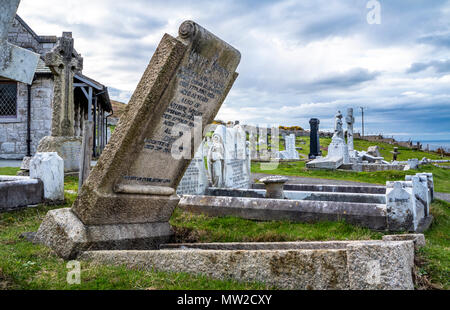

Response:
(0, 0), (40, 84)
(308, 118), (321, 159)
(35, 20), (241, 259)
(36, 32), (83, 172)
(30, 152), (64, 202)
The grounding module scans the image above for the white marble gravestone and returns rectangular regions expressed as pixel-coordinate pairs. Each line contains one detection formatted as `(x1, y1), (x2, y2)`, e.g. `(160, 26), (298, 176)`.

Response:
(206, 125), (250, 189)
(277, 134), (299, 159)
(30, 152), (64, 201)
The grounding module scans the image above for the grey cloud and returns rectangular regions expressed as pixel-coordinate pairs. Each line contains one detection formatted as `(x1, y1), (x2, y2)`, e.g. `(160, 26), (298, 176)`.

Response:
(407, 59), (450, 74)
(304, 68), (379, 91)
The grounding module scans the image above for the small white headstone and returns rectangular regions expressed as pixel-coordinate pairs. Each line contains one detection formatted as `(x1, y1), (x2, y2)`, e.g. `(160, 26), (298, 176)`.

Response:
(30, 152), (64, 201)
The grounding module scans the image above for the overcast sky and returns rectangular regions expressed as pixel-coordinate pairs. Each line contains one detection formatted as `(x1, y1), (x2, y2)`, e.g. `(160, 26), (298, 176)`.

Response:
(17, 0), (450, 142)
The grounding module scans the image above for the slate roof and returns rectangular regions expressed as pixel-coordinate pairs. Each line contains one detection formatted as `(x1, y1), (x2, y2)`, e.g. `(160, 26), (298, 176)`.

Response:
(35, 58), (52, 74)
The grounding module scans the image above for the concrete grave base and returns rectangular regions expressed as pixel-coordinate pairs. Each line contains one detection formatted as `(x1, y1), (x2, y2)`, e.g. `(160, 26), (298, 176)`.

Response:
(306, 156), (343, 170)
(179, 194), (389, 231)
(37, 136), (82, 172)
(79, 237), (420, 290)
(34, 208), (173, 260)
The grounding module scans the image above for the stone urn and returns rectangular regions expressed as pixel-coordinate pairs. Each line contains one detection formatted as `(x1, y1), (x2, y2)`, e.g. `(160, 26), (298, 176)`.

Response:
(259, 175), (289, 199)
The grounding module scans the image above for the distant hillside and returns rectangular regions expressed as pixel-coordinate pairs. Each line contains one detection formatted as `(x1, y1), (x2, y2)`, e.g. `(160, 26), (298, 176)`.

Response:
(110, 100), (127, 119)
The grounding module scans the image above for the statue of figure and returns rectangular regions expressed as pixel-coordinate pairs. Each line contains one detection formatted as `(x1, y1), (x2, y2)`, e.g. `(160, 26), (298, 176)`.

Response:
(345, 108), (355, 152)
(334, 111), (344, 140)
(207, 133), (225, 187)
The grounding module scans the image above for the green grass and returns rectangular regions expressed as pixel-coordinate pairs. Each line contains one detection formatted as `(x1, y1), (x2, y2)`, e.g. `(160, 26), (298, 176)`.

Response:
(416, 199), (450, 289)
(0, 167), (20, 176)
(252, 161), (450, 193)
(0, 170), (448, 289)
(252, 137), (450, 193)
(0, 185), (267, 290)
(170, 208), (382, 243)
(295, 137), (450, 162)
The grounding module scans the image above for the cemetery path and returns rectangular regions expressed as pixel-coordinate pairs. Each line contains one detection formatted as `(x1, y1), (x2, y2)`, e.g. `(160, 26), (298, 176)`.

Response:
(252, 173), (450, 202)
(435, 192), (450, 203)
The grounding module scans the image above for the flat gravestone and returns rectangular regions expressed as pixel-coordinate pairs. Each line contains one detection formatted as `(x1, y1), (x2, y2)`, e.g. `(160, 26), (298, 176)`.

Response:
(0, 0), (40, 84)
(35, 20), (241, 259)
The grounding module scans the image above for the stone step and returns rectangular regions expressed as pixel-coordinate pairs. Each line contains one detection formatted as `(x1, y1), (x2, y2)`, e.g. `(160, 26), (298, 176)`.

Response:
(252, 183), (386, 194)
(179, 195), (388, 231)
(208, 187), (386, 204)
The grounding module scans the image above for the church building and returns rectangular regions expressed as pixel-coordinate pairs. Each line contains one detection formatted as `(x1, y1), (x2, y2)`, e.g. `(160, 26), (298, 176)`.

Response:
(0, 15), (112, 161)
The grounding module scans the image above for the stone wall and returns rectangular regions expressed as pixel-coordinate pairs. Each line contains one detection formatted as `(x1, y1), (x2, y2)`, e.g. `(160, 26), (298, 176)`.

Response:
(0, 77), (53, 159)
(7, 17), (55, 54)
(0, 17), (55, 159)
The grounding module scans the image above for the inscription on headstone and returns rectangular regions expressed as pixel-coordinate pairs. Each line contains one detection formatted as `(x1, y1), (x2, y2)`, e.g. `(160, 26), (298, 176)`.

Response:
(177, 145), (208, 195)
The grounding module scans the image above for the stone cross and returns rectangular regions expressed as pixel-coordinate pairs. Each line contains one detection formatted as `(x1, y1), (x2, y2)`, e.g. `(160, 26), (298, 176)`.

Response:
(391, 147), (400, 161)
(0, 0), (39, 84)
(345, 108), (355, 152)
(44, 32), (83, 137)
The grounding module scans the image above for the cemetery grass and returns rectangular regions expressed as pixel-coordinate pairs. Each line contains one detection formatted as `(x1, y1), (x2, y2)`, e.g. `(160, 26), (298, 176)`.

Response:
(0, 193), (268, 290)
(254, 137), (450, 193)
(252, 161), (450, 193)
(0, 171), (448, 289)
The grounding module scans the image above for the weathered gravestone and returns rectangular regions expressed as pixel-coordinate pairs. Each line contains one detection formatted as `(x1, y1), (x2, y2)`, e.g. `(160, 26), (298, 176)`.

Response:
(277, 134), (299, 159)
(346, 108), (355, 155)
(35, 21), (241, 259)
(176, 144), (208, 195)
(36, 32), (84, 172)
(0, 0), (40, 84)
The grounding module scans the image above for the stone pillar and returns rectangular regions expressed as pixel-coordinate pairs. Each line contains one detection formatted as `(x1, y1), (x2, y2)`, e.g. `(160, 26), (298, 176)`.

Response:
(346, 108), (355, 153)
(36, 32), (83, 172)
(308, 118), (321, 159)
